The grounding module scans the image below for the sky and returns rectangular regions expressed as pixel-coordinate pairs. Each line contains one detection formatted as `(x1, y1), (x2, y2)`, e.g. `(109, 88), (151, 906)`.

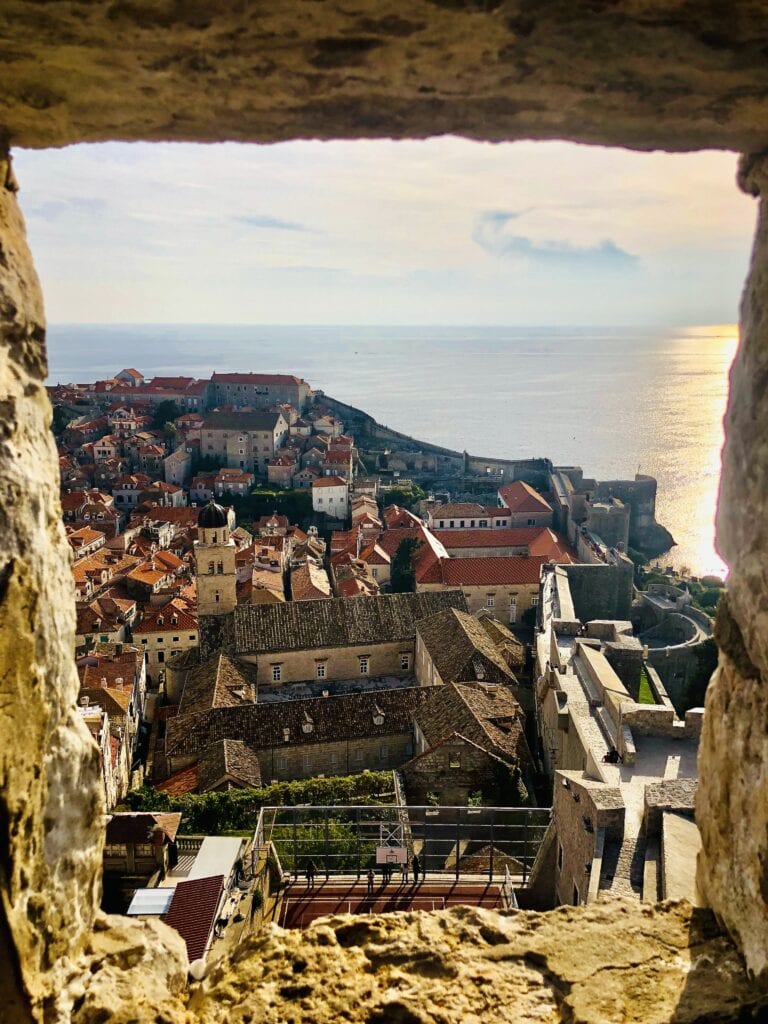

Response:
(14, 139), (757, 326)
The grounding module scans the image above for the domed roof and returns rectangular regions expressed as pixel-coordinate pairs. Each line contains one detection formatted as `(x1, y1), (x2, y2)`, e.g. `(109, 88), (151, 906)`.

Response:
(198, 500), (228, 529)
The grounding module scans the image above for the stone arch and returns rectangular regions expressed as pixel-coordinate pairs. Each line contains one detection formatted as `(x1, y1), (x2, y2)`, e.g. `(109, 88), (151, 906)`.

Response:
(1, 3), (768, 1018)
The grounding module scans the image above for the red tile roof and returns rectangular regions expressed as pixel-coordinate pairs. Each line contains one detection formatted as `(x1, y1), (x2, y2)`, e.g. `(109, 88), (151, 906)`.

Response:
(313, 475), (347, 488)
(437, 555), (549, 587)
(155, 763), (199, 796)
(134, 599), (198, 634)
(164, 875), (224, 963)
(438, 527), (576, 562)
(497, 480), (552, 515)
(212, 372), (304, 385)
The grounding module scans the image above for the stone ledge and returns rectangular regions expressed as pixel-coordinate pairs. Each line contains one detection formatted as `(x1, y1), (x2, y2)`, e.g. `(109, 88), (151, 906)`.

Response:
(65, 900), (765, 1024)
(3, 1), (768, 150)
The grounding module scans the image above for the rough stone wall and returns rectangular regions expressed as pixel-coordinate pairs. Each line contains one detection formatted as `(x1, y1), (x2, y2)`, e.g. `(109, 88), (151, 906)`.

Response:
(3, 2), (768, 152)
(697, 152), (768, 975)
(564, 561), (634, 623)
(1, 0), (768, 1010)
(0, 156), (105, 1019)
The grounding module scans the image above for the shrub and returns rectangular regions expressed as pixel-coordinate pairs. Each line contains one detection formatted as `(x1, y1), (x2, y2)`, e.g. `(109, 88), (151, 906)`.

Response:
(125, 771), (395, 834)
(700, 575), (726, 589)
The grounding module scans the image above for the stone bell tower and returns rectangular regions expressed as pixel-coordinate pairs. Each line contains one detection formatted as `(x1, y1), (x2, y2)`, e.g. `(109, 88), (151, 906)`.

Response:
(194, 500), (237, 617)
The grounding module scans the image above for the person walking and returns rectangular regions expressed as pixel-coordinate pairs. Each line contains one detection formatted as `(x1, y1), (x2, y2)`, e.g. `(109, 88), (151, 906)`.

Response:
(401, 860), (409, 885)
(306, 860), (316, 888)
(412, 854), (421, 884)
(367, 868), (375, 896)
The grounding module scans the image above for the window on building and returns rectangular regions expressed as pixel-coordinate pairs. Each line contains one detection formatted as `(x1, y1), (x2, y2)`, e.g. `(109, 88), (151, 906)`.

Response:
(140, 638), (147, 645)
(400, 654), (410, 672)
(188, 634), (195, 640)
(104, 844), (127, 857)
(449, 752), (461, 769)
(303, 754), (312, 770)
(156, 637), (164, 643)
(479, 519), (487, 528)
(157, 652), (165, 663)
(486, 593), (495, 608)
(316, 663), (326, 679)
(172, 635), (179, 642)
(371, 567), (378, 578)
(214, 590), (221, 604)
(532, 595), (539, 607)
(509, 596), (518, 624)
(449, 520), (455, 528)
(217, 561), (224, 574)
(278, 756), (287, 770)
(558, 842), (563, 872)
(359, 656), (369, 675)
(135, 843), (154, 857)
(354, 749), (363, 762)
(379, 745), (389, 760)
(527, 518), (536, 526)
(272, 665), (282, 682)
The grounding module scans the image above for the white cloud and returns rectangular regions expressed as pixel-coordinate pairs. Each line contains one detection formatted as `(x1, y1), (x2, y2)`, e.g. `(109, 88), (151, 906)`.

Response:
(13, 138), (755, 324)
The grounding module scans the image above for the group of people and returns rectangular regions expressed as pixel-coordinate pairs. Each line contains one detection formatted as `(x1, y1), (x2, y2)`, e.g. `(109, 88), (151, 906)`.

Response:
(304, 854), (425, 894)
(367, 854), (422, 894)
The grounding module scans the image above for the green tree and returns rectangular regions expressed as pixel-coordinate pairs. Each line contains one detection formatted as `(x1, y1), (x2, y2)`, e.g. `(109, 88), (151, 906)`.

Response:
(385, 484), (426, 511)
(391, 537), (420, 592)
(152, 399), (182, 429)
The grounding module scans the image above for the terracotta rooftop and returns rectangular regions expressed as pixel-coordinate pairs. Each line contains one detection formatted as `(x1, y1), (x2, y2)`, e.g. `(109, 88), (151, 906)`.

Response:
(134, 600), (198, 635)
(155, 763), (199, 797)
(312, 475), (347, 488)
(178, 652), (256, 719)
(436, 555), (550, 587)
(291, 562), (333, 601)
(212, 372), (304, 385)
(497, 480), (553, 515)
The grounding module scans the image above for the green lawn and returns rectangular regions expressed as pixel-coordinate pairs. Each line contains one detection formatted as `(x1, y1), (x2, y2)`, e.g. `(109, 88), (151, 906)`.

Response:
(638, 669), (656, 705)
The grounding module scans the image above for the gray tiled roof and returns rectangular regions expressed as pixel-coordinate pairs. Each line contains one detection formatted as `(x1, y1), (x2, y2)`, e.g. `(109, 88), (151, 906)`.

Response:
(196, 739), (262, 791)
(166, 686), (430, 758)
(416, 608), (519, 685)
(414, 683), (532, 769)
(232, 590), (468, 654)
(178, 652), (257, 719)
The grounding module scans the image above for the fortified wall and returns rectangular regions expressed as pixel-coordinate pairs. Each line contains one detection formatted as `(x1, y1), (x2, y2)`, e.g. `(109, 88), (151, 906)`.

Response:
(321, 393), (552, 483)
(1, 2), (768, 1022)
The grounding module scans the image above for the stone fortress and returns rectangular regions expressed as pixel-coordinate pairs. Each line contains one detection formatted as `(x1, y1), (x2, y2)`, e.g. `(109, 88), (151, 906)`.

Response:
(2, 2), (768, 1023)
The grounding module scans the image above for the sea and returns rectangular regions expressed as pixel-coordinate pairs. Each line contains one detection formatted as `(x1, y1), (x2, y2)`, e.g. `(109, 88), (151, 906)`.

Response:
(46, 323), (737, 580)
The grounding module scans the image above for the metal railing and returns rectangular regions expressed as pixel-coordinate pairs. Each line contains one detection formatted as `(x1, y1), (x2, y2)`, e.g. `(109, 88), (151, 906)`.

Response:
(258, 804), (551, 884)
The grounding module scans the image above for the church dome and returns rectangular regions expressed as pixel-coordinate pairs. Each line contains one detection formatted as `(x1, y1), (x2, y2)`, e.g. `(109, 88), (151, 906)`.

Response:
(198, 500), (228, 529)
